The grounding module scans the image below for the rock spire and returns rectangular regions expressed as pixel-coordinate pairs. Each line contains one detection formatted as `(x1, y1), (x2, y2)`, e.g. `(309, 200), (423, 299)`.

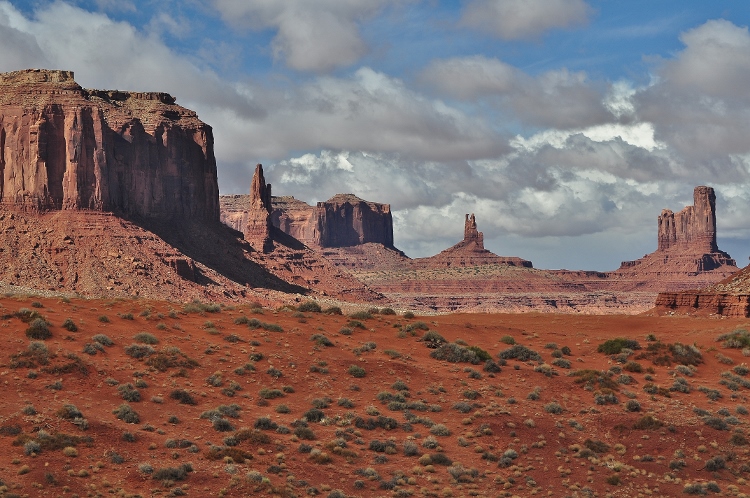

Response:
(245, 164), (274, 253)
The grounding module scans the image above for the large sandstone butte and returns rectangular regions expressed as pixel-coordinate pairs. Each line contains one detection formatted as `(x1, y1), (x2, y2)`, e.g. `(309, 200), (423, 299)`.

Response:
(0, 70), (380, 304)
(221, 188), (395, 250)
(608, 186), (736, 285)
(0, 69), (218, 221)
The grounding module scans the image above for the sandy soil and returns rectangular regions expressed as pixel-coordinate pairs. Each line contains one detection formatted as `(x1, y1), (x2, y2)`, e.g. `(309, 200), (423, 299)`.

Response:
(0, 295), (749, 497)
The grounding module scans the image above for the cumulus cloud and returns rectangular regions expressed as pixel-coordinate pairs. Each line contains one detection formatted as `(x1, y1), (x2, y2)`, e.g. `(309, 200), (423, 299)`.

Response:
(459, 0), (591, 40)
(205, 67), (509, 168)
(635, 19), (750, 163)
(420, 56), (612, 128)
(212, 0), (401, 72)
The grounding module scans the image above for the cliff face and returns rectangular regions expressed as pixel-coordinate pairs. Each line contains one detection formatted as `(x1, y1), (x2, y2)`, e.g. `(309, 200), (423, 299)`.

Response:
(221, 191), (396, 250)
(0, 69), (219, 221)
(657, 186), (718, 253)
(311, 194), (394, 248)
(618, 186), (735, 273)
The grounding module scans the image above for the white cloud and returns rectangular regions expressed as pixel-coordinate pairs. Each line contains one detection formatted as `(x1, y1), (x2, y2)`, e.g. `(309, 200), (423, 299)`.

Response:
(212, 0), (402, 72)
(420, 56), (612, 128)
(459, 0), (591, 40)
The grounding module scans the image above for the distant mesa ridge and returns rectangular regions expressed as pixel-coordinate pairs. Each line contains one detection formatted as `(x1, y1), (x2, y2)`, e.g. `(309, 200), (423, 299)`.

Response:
(0, 68), (219, 222)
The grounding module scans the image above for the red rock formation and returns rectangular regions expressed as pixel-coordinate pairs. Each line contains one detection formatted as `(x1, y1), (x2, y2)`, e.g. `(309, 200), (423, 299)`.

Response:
(412, 213), (532, 269)
(221, 192), (396, 249)
(245, 164), (274, 253)
(657, 186), (718, 253)
(0, 69), (219, 221)
(617, 186), (735, 274)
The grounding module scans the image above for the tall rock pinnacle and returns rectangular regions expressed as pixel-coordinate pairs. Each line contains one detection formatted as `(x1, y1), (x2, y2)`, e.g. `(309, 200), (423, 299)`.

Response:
(245, 164), (274, 253)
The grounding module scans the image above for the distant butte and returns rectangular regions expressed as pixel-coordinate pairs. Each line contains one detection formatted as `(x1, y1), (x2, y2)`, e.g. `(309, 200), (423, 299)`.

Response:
(412, 213), (532, 269)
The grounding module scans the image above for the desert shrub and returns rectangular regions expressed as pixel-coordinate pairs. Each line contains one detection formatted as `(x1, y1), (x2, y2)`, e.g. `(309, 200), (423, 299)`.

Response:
(498, 344), (542, 362)
(152, 463), (193, 482)
(625, 400), (641, 412)
(113, 404), (140, 424)
(718, 330), (750, 349)
(61, 318), (78, 332)
(633, 415), (663, 430)
(705, 456), (726, 471)
(304, 408), (326, 423)
(584, 439), (610, 453)
(212, 418), (234, 432)
(83, 342), (104, 355)
(420, 330), (446, 348)
(380, 307), (396, 315)
(623, 361), (642, 373)
(466, 345), (491, 361)
(430, 453), (453, 466)
(552, 358), (571, 369)
(124, 344), (155, 359)
(338, 327), (353, 336)
(311, 397), (332, 409)
(430, 343), (481, 364)
(98, 315), (110, 323)
(170, 389), (197, 405)
(146, 347), (198, 372)
(294, 426), (316, 440)
(254, 416), (278, 431)
(323, 306), (343, 315)
(133, 332), (159, 344)
(347, 320), (367, 329)
(26, 318), (51, 340)
(350, 310), (373, 320)
(311, 334), (333, 347)
(429, 424), (451, 436)
(670, 343), (703, 365)
(118, 383), (141, 402)
(597, 338), (641, 355)
(703, 416), (728, 431)
(259, 388), (284, 399)
(298, 301), (322, 313)
(348, 365), (367, 378)
(544, 401), (564, 414)
(90, 334), (113, 347)
(594, 391), (618, 405)
(369, 439), (396, 453)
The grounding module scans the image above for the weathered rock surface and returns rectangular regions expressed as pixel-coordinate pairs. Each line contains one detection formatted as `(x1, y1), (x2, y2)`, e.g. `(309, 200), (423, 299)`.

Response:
(616, 186), (735, 275)
(0, 69), (219, 221)
(221, 192), (395, 249)
(244, 164), (274, 253)
(412, 213), (532, 269)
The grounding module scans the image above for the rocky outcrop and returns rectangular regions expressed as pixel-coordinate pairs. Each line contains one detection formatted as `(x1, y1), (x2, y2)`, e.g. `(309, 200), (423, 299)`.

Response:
(245, 164), (274, 253)
(412, 213), (532, 269)
(617, 186), (736, 274)
(0, 69), (219, 221)
(221, 191), (396, 250)
(658, 186), (717, 253)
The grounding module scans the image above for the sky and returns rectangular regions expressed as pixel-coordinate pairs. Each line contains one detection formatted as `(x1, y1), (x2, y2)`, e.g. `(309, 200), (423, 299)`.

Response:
(2, 1), (750, 270)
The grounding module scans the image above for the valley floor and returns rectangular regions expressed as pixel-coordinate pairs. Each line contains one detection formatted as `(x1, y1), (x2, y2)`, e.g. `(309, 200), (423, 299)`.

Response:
(0, 295), (749, 497)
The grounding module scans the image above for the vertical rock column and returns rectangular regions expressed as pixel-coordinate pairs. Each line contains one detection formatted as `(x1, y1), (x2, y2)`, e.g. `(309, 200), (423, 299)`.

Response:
(245, 164), (274, 253)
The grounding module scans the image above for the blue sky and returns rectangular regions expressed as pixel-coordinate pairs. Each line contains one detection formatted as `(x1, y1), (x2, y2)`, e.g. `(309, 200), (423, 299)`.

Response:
(2, 0), (750, 270)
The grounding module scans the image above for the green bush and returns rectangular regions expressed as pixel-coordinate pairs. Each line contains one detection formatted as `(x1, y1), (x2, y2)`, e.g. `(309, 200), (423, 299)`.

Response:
(26, 318), (51, 340)
(498, 344), (542, 362)
(597, 338), (641, 355)
(92, 334), (114, 346)
(298, 301), (322, 313)
(350, 310), (373, 320)
(348, 365), (367, 378)
(113, 403), (140, 424)
(61, 318), (78, 332)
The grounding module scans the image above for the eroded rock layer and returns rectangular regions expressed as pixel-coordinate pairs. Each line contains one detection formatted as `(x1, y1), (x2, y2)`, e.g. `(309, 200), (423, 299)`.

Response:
(0, 69), (219, 221)
(221, 192), (394, 249)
